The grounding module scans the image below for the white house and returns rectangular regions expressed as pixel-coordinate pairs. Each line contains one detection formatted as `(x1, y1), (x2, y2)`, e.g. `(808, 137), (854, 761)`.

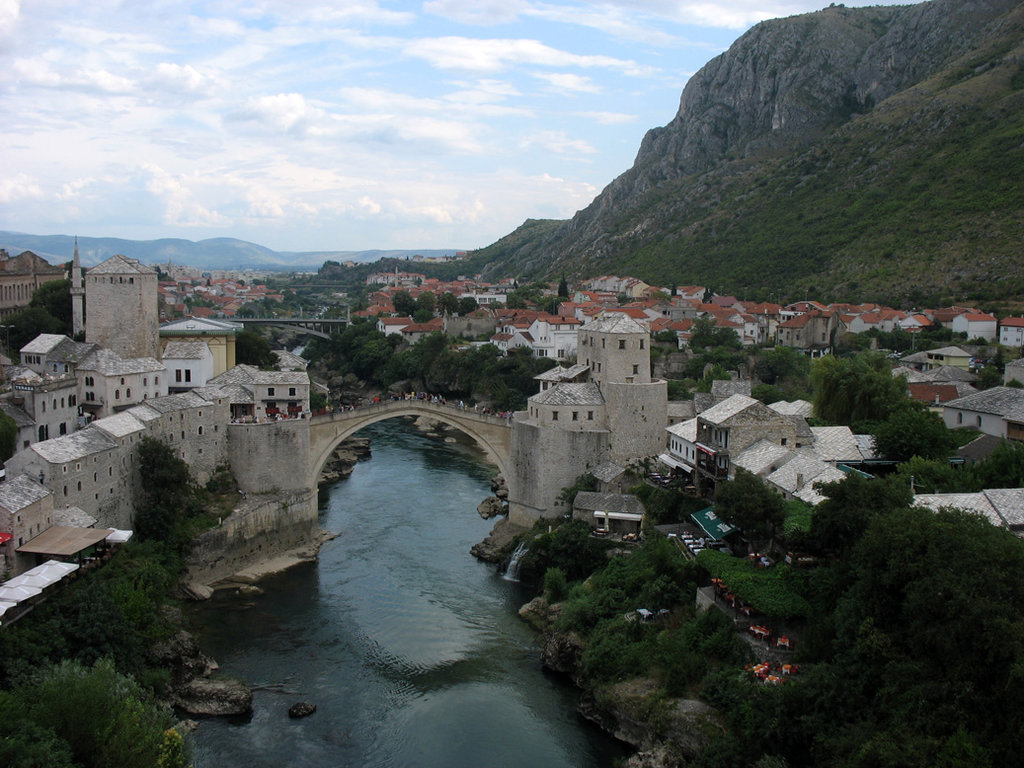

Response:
(942, 387), (1024, 442)
(162, 340), (215, 393)
(951, 312), (998, 341)
(999, 317), (1024, 348)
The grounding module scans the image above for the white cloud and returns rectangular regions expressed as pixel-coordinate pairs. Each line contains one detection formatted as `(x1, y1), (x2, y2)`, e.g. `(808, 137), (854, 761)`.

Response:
(534, 72), (602, 94)
(577, 110), (637, 125)
(423, 0), (531, 25)
(521, 130), (598, 156)
(0, 172), (43, 203)
(230, 93), (328, 134)
(150, 62), (216, 95)
(403, 36), (653, 76)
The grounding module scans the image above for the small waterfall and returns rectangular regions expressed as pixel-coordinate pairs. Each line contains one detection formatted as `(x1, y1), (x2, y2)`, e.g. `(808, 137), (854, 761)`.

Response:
(503, 541), (528, 582)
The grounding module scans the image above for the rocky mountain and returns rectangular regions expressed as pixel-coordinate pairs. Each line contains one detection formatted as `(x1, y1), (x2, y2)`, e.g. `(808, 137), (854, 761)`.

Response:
(471, 0), (1024, 307)
(0, 231), (458, 271)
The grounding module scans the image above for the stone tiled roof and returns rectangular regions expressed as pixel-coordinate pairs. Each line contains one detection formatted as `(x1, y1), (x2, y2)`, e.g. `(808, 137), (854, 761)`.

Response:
(918, 365), (977, 383)
(91, 412), (147, 439)
(207, 364), (309, 387)
(162, 341), (210, 360)
(581, 313), (647, 335)
(531, 383), (605, 406)
(767, 399), (813, 417)
(710, 379), (751, 398)
(535, 365), (569, 382)
(0, 473), (52, 512)
(55, 506), (97, 527)
(20, 334), (68, 355)
(666, 417), (697, 441)
(982, 488), (1024, 529)
(766, 454), (844, 497)
(591, 461), (626, 483)
(808, 426), (862, 463)
(0, 400), (34, 428)
(855, 434), (878, 460)
(88, 254), (155, 275)
(273, 350), (308, 371)
(30, 427), (117, 463)
(698, 394), (760, 426)
(192, 384), (253, 404)
(19, 334), (96, 363)
(913, 492), (1003, 528)
(573, 491), (645, 515)
(733, 439), (794, 477)
(132, 391), (209, 415)
(78, 348), (165, 376)
(944, 386), (1024, 417)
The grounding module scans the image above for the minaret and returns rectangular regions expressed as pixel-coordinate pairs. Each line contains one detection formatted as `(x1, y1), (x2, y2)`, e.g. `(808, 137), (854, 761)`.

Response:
(70, 237), (85, 337)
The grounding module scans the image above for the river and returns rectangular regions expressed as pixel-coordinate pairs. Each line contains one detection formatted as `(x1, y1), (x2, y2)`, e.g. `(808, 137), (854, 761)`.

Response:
(187, 419), (628, 768)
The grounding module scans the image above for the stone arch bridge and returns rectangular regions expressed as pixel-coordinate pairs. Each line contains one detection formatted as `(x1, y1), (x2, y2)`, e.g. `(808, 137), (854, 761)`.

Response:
(308, 400), (513, 488)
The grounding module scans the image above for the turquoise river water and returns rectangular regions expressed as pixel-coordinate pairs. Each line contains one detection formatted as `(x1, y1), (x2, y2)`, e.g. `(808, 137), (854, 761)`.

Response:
(187, 419), (628, 768)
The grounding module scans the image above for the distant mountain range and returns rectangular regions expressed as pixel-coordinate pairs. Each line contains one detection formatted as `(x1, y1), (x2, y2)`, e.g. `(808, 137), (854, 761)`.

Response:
(468, 0), (1024, 307)
(0, 231), (459, 272)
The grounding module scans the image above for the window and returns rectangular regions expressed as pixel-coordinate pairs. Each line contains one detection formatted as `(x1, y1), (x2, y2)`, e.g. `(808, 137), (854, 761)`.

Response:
(587, 411), (594, 420)
(155, 376), (159, 385)
(126, 388), (131, 398)
(572, 411), (578, 421)
(268, 387), (276, 396)
(781, 438), (788, 446)
(185, 370), (191, 383)
(618, 339), (626, 349)
(120, 377), (125, 385)
(640, 339), (645, 349)
(602, 338), (606, 348)
(41, 401), (46, 413)
(198, 426), (203, 435)
(289, 387), (296, 397)
(551, 410), (559, 421)
(176, 369), (183, 382)
(115, 390), (120, 400)
(632, 365), (639, 375)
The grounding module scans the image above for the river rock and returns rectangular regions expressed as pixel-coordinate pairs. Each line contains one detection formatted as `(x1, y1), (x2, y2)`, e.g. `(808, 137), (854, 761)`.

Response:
(578, 678), (722, 760)
(174, 677), (254, 717)
(476, 496), (506, 520)
(540, 629), (586, 682)
(149, 630), (217, 686)
(518, 596), (563, 632)
(289, 702), (317, 718)
(470, 518), (526, 562)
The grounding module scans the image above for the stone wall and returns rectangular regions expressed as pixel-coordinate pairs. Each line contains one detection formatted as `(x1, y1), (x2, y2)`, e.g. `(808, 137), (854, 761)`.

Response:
(604, 380), (668, 464)
(507, 419), (608, 526)
(227, 420), (311, 494)
(184, 490), (319, 587)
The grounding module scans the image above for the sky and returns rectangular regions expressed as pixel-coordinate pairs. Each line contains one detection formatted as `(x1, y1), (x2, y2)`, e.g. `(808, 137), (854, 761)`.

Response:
(1, 0), (910, 254)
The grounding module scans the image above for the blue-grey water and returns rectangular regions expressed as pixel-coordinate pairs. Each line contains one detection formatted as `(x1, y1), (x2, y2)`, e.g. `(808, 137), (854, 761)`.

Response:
(188, 420), (627, 767)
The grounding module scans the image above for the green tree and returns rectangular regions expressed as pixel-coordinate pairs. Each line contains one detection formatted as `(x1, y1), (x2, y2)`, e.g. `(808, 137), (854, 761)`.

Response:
(872, 402), (956, 462)
(392, 290), (416, 316)
(714, 468), (785, 544)
(557, 276), (569, 298)
(133, 437), (198, 549)
(7, 306), (67, 352)
(235, 330), (276, 368)
(457, 296), (478, 316)
(29, 279), (73, 331)
(810, 352), (907, 428)
(415, 291), (436, 317)
(0, 409), (18, 461)
(437, 291), (459, 316)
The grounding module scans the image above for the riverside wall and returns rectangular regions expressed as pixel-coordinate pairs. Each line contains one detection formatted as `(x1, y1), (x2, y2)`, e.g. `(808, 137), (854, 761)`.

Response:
(184, 489), (319, 589)
(227, 419), (311, 494)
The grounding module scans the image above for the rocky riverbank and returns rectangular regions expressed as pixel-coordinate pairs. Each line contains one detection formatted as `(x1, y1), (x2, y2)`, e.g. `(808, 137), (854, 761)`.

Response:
(318, 437), (372, 484)
(517, 594), (724, 768)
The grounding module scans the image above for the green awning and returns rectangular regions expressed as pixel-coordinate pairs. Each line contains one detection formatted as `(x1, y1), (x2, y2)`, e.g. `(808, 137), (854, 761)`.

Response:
(691, 506), (737, 539)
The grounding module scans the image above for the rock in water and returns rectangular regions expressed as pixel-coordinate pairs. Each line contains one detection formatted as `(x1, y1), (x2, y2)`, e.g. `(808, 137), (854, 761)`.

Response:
(289, 702), (317, 718)
(173, 678), (253, 717)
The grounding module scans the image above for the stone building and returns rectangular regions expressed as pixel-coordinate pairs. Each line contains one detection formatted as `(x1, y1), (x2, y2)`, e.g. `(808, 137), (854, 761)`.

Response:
(508, 313), (667, 522)
(77, 348), (167, 419)
(163, 341), (215, 393)
(0, 473), (55, 577)
(207, 364), (310, 421)
(692, 394), (798, 496)
(85, 254), (159, 359)
(0, 250), (65, 320)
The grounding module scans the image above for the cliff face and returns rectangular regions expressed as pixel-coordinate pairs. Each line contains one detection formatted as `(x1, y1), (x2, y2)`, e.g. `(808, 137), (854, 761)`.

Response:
(475, 0), (1024, 304)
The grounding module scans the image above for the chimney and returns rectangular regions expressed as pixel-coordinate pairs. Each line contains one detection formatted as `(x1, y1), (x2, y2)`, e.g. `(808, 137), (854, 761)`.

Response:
(796, 473), (804, 488)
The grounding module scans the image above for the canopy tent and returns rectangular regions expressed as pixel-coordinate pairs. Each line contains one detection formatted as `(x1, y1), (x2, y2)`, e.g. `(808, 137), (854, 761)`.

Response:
(0, 583), (42, 603)
(5, 572), (55, 590)
(0, 532), (12, 545)
(657, 452), (691, 471)
(105, 529), (133, 544)
(34, 559), (80, 580)
(691, 507), (738, 539)
(17, 526), (113, 558)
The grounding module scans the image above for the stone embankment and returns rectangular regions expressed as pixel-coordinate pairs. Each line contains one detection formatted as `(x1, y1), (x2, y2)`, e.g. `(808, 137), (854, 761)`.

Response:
(519, 595), (724, 768)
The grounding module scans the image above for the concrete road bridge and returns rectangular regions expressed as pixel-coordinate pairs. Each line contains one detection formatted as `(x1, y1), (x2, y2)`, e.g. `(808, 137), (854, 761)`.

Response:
(308, 400), (513, 487)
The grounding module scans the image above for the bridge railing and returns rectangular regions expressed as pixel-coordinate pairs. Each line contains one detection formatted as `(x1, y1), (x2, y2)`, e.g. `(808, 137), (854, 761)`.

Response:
(311, 398), (513, 426)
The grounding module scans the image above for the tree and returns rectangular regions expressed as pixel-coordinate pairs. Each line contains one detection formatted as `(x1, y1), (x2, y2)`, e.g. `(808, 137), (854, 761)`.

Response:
(810, 352), (907, 427)
(557, 276), (569, 298)
(457, 296), (478, 316)
(714, 468), (785, 544)
(29, 279), (73, 331)
(7, 306), (67, 352)
(415, 291), (436, 317)
(437, 291), (458, 316)
(872, 402), (956, 462)
(133, 437), (198, 548)
(235, 329), (276, 368)
(392, 290), (416, 316)
(0, 410), (18, 461)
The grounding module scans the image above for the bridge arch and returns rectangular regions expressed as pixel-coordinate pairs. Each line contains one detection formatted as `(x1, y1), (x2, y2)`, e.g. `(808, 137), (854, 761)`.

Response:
(308, 401), (513, 488)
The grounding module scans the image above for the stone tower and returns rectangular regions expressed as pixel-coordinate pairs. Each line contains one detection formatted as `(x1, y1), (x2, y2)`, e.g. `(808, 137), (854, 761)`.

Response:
(85, 254), (159, 359)
(70, 237), (85, 338)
